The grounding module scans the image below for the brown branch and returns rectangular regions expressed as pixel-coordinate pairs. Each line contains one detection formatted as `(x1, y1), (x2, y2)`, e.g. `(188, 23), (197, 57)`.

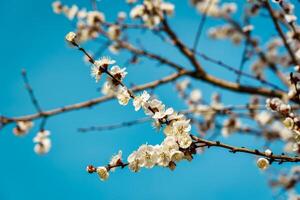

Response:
(191, 135), (300, 163)
(3, 70), (189, 126)
(119, 41), (287, 99)
(78, 117), (150, 132)
(193, 51), (285, 91)
(103, 22), (162, 32)
(190, 71), (286, 98)
(98, 18), (289, 100)
(152, 17), (287, 98)
(161, 18), (206, 75)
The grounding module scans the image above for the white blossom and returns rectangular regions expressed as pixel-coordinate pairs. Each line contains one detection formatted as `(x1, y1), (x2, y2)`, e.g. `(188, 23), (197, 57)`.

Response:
(161, 136), (179, 151)
(152, 107), (174, 120)
(137, 144), (158, 168)
(95, 57), (116, 68)
(77, 8), (87, 19)
(96, 167), (109, 181)
(271, 122), (293, 141)
(195, 0), (237, 17)
(87, 11), (105, 26)
(285, 14), (297, 23)
(177, 134), (193, 149)
(109, 65), (127, 80)
(116, 87), (131, 106)
(127, 151), (141, 172)
(129, 0), (175, 28)
(109, 151), (122, 172)
(118, 11), (127, 20)
(189, 89), (202, 103)
(170, 150), (184, 162)
(221, 117), (241, 137)
(90, 65), (101, 82)
(255, 111), (272, 126)
(13, 121), (34, 136)
(107, 25), (121, 40)
(264, 149), (272, 156)
(66, 5), (78, 20)
(133, 90), (150, 111)
(171, 119), (191, 135)
(52, 1), (63, 14)
(33, 130), (51, 155)
(161, 2), (175, 15)
(101, 81), (114, 95)
(176, 79), (190, 91)
(130, 5), (144, 19)
(156, 146), (171, 167)
(65, 31), (76, 42)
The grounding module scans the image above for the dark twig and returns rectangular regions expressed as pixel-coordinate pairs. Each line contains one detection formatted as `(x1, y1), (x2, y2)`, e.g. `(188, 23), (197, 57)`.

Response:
(237, 11), (251, 83)
(193, 51), (285, 91)
(21, 69), (43, 113)
(191, 135), (300, 163)
(21, 69), (48, 131)
(193, 0), (214, 51)
(78, 117), (150, 132)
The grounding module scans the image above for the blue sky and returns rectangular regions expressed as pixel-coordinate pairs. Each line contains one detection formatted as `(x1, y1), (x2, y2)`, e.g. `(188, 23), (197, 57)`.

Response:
(0, 0), (297, 199)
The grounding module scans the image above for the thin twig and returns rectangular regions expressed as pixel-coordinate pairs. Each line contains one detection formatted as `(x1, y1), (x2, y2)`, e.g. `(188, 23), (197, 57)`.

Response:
(21, 69), (43, 113)
(193, 0), (214, 51)
(191, 135), (300, 163)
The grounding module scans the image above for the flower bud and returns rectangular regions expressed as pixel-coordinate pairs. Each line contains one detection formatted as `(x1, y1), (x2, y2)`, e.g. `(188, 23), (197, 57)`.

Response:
(86, 165), (96, 173)
(65, 32), (76, 43)
(264, 149), (272, 156)
(283, 117), (294, 130)
(257, 158), (269, 170)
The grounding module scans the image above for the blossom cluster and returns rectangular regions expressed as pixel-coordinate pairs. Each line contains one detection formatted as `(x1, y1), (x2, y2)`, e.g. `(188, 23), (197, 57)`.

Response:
(221, 117), (241, 137)
(52, 1), (106, 43)
(266, 98), (300, 152)
(208, 24), (253, 45)
(175, 79), (297, 155)
(93, 135), (194, 181)
(94, 57), (131, 105)
(129, 0), (174, 28)
(176, 79), (223, 117)
(176, 79), (243, 137)
(53, 1), (127, 53)
(191, 0), (237, 17)
(270, 165), (300, 199)
(81, 54), (195, 180)
(272, 0), (297, 23)
(12, 121), (52, 155)
(251, 38), (297, 78)
(127, 136), (191, 172)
